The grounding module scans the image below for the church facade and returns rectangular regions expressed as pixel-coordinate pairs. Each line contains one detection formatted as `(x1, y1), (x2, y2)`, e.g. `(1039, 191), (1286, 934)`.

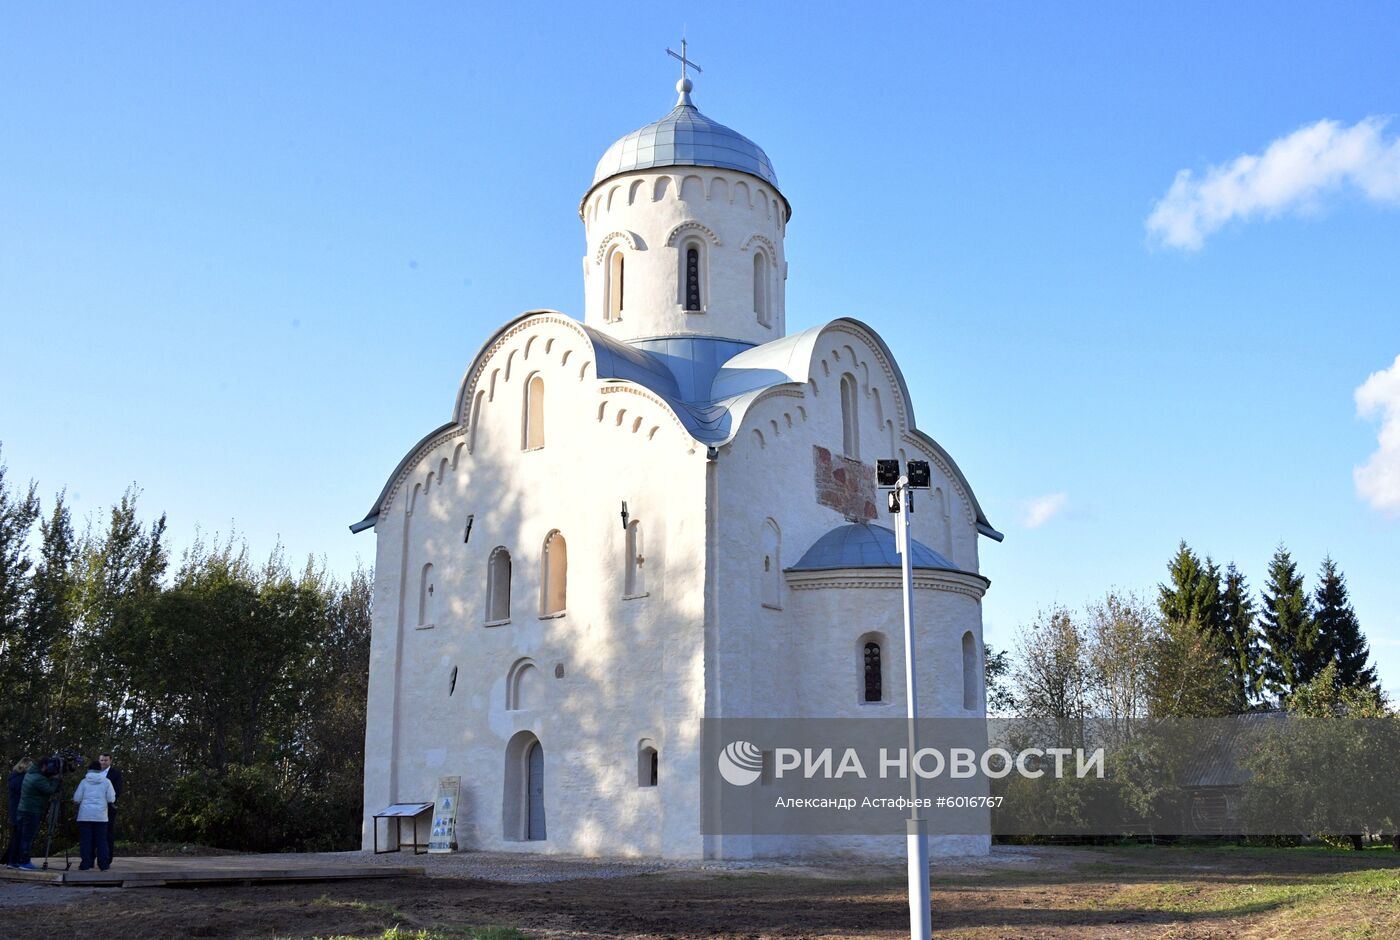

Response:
(353, 72), (1003, 859)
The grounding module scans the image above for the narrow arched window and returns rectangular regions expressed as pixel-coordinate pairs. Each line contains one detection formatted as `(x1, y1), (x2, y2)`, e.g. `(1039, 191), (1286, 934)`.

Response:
(864, 642), (882, 703)
(541, 530), (567, 616)
(638, 741), (659, 787)
(840, 374), (860, 459)
(487, 547), (512, 623)
(418, 563), (434, 627)
(607, 249), (625, 321)
(685, 245), (702, 310)
(760, 519), (781, 609)
(753, 251), (770, 326)
(624, 520), (645, 596)
(962, 631), (979, 710)
(523, 374), (545, 450)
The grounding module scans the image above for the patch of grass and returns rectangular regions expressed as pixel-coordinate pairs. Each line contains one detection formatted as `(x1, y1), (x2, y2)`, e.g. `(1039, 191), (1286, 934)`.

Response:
(1107, 840), (1400, 859)
(1091, 866), (1400, 922)
(303, 905), (527, 940)
(311, 893), (406, 921)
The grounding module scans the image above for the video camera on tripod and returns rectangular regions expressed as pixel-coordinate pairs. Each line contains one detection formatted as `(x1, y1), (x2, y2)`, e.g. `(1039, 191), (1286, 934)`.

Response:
(37, 749), (87, 871)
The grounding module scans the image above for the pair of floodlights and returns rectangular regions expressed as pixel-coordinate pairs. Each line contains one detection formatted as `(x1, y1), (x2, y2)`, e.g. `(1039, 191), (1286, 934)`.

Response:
(877, 458), (931, 514)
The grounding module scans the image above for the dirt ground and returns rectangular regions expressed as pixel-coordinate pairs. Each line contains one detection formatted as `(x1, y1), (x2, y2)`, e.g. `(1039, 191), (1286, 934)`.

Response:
(3, 844), (1398, 938)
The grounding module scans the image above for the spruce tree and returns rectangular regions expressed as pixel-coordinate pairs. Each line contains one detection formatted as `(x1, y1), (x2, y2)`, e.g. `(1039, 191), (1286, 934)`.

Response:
(1155, 542), (1234, 714)
(1158, 541), (1224, 633)
(1220, 563), (1262, 709)
(1259, 545), (1316, 702)
(1313, 557), (1378, 691)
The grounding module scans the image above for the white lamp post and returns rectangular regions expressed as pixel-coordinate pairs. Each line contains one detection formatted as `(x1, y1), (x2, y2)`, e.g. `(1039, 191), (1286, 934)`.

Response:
(879, 458), (932, 940)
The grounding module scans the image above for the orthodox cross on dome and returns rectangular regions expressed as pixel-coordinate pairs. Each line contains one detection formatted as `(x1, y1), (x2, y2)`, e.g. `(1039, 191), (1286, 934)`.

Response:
(666, 38), (702, 81)
(666, 38), (702, 106)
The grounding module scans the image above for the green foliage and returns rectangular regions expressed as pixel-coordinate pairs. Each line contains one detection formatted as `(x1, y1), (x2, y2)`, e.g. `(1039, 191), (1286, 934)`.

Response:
(1087, 591), (1156, 739)
(1286, 662), (1387, 719)
(0, 450), (41, 732)
(1147, 614), (1236, 719)
(1012, 606), (1092, 747)
(167, 762), (290, 852)
(1240, 664), (1399, 848)
(983, 643), (1015, 714)
(0, 451), (371, 852)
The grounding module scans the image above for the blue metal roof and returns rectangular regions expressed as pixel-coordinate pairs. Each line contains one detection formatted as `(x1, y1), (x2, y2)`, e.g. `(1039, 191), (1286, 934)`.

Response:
(787, 523), (960, 572)
(588, 81), (788, 217)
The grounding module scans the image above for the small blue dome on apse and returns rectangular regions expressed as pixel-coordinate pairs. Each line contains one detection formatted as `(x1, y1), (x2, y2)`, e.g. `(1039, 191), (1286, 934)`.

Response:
(788, 524), (959, 573)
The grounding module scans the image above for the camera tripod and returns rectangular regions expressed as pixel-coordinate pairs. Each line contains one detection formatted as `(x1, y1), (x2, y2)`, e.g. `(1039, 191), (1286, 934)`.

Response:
(39, 794), (72, 871)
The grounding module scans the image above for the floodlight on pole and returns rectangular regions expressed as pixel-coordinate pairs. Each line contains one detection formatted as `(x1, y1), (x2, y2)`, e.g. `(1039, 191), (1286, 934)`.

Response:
(880, 458), (932, 940)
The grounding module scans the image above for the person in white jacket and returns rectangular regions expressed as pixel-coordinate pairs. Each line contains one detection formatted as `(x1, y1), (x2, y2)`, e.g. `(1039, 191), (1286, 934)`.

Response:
(71, 760), (116, 871)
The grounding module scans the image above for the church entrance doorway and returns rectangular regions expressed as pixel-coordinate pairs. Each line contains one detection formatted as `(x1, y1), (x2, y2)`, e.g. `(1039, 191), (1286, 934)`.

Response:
(503, 730), (546, 841)
(527, 741), (546, 840)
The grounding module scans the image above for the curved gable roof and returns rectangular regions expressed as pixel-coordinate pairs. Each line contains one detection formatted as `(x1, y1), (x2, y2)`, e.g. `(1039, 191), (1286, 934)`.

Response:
(352, 313), (1001, 542)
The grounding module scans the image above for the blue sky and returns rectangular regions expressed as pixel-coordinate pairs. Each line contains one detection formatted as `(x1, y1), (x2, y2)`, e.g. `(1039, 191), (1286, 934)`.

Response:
(3, 2), (1398, 695)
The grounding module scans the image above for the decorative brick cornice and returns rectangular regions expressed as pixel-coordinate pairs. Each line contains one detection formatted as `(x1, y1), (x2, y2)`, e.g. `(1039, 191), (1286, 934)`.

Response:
(665, 221), (721, 248)
(381, 427), (468, 518)
(740, 232), (777, 256)
(599, 385), (689, 438)
(785, 566), (989, 600)
(593, 230), (642, 265)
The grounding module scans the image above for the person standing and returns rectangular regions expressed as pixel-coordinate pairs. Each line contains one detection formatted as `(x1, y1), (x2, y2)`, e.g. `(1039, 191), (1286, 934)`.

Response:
(14, 757), (61, 870)
(98, 753), (123, 860)
(5, 758), (32, 868)
(71, 760), (116, 871)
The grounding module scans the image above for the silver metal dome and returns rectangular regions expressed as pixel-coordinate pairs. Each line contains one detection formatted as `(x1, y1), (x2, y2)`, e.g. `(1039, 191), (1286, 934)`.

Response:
(588, 79), (786, 213)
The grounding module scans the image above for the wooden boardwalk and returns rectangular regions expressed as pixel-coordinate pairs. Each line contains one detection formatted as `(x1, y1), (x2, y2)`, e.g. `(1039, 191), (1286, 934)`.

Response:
(1, 853), (425, 888)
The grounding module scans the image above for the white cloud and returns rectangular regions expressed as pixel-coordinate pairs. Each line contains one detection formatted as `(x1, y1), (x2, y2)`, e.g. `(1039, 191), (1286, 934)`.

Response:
(1355, 354), (1400, 516)
(1022, 493), (1068, 529)
(1146, 117), (1400, 250)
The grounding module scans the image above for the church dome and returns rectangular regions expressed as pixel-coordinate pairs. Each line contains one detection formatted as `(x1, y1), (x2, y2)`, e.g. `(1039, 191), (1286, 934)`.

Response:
(788, 524), (959, 572)
(589, 79), (786, 214)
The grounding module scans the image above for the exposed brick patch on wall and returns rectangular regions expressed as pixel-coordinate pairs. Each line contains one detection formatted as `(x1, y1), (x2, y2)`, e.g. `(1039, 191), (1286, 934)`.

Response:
(813, 445), (878, 521)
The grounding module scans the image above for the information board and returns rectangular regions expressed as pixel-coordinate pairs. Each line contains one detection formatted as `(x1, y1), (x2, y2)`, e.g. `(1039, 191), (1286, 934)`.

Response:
(427, 775), (460, 853)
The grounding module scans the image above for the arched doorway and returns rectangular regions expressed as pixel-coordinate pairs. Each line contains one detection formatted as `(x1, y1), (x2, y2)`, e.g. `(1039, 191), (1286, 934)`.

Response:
(527, 741), (546, 841)
(503, 731), (546, 841)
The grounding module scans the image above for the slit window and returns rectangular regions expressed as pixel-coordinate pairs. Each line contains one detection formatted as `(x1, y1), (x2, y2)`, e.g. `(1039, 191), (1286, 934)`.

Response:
(685, 246), (701, 310)
(753, 251), (770, 325)
(864, 641), (882, 703)
(840, 374), (860, 459)
(608, 249), (625, 321)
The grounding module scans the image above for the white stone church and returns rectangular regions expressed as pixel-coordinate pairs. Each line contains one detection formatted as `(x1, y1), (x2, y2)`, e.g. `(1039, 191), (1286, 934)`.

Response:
(353, 68), (1002, 859)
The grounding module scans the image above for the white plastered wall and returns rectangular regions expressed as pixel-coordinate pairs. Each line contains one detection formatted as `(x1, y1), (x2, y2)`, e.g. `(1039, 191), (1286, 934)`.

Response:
(362, 314), (711, 858)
